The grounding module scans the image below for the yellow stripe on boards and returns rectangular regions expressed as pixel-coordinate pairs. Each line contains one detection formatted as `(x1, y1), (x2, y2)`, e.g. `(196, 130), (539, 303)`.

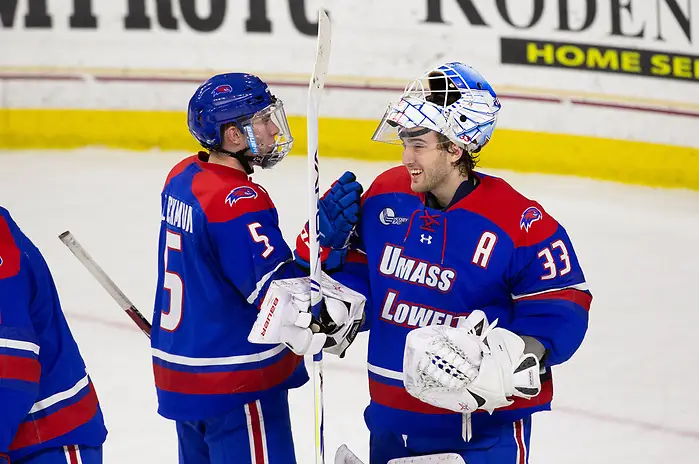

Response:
(1, 109), (697, 190)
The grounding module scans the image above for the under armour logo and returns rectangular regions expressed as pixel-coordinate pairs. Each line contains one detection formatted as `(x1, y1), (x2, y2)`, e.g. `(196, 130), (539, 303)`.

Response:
(459, 402), (470, 411)
(420, 234), (432, 244)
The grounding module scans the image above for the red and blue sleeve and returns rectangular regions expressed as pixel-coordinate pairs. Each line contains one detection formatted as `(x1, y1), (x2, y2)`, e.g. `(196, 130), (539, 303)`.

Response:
(0, 214), (40, 453)
(197, 183), (305, 307)
(506, 220), (592, 366)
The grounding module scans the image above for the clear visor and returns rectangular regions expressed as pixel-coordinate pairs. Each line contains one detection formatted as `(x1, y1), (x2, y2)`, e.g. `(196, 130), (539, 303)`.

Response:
(371, 96), (446, 145)
(240, 99), (294, 169)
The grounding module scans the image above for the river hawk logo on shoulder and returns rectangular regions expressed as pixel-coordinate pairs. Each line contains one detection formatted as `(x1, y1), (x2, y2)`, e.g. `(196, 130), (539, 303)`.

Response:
(520, 206), (542, 232)
(226, 187), (257, 206)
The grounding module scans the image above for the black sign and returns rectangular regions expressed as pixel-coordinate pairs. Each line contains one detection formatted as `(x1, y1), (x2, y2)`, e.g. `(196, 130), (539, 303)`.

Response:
(0, 0), (322, 35)
(501, 37), (699, 82)
(426, 0), (693, 45)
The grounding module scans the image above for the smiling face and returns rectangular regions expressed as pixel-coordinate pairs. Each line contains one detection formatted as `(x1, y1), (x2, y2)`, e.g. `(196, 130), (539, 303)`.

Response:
(401, 128), (464, 195)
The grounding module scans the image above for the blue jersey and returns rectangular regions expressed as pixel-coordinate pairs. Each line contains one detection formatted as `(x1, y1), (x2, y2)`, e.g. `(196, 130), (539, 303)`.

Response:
(335, 167), (591, 437)
(151, 153), (308, 421)
(0, 207), (107, 462)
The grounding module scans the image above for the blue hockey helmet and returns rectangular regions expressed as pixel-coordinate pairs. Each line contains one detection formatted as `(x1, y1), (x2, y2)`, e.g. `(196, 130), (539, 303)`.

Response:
(187, 73), (293, 170)
(372, 62), (501, 154)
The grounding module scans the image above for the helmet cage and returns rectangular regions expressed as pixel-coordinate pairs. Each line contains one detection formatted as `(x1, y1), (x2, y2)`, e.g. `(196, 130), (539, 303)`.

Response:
(235, 99), (294, 169)
(372, 63), (501, 154)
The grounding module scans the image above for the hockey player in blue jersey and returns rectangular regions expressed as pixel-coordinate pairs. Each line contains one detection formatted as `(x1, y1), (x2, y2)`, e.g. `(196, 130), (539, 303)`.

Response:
(151, 72), (365, 464)
(0, 207), (107, 464)
(273, 62), (592, 464)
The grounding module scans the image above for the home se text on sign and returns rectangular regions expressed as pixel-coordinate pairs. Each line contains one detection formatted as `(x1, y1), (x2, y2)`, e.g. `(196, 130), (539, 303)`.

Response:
(501, 38), (699, 82)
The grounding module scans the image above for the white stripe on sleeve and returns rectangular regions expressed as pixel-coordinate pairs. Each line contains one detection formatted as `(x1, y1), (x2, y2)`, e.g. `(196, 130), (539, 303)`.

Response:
(247, 259), (291, 304)
(0, 337), (40, 355)
(29, 374), (89, 414)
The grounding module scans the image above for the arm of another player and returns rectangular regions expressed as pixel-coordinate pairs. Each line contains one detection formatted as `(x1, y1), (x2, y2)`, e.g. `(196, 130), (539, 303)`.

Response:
(506, 222), (592, 366)
(0, 218), (41, 454)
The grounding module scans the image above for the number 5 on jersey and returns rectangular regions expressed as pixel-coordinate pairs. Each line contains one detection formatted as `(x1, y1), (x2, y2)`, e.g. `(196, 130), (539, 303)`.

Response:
(248, 222), (274, 258)
(161, 230), (183, 331)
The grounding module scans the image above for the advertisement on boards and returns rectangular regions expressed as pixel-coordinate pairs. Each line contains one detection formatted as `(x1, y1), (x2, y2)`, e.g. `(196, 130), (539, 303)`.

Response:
(1, 1), (697, 188)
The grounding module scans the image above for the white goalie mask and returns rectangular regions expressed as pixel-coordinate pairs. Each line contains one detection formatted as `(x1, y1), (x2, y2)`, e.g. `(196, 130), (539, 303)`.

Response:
(372, 62), (501, 154)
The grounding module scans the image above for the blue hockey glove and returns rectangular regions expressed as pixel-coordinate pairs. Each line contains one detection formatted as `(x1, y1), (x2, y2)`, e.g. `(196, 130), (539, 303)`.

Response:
(295, 224), (349, 271)
(319, 171), (363, 249)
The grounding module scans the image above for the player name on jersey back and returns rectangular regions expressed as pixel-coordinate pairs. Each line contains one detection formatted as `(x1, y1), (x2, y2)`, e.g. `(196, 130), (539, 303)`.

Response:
(161, 194), (194, 234)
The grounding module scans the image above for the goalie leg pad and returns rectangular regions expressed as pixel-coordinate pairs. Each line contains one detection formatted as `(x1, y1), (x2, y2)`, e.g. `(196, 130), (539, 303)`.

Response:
(335, 444), (365, 464)
(388, 455), (466, 464)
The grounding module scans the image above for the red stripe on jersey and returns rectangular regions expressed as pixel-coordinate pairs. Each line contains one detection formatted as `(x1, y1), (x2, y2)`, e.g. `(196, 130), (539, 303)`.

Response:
(248, 401), (266, 464)
(163, 155), (199, 189)
(0, 216), (21, 279)
(10, 383), (100, 451)
(498, 377), (553, 412)
(66, 445), (80, 464)
(516, 289), (592, 312)
(514, 420), (526, 464)
(0, 355), (41, 383)
(153, 351), (303, 395)
(369, 377), (553, 414)
(369, 378), (454, 414)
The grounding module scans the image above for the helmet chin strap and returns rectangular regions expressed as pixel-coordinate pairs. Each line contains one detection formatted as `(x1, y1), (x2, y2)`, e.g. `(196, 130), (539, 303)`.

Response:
(216, 147), (255, 175)
(213, 120), (266, 175)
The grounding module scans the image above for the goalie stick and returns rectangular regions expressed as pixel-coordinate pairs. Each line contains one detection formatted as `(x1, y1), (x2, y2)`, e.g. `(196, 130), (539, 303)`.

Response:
(307, 8), (332, 464)
(58, 231), (152, 338)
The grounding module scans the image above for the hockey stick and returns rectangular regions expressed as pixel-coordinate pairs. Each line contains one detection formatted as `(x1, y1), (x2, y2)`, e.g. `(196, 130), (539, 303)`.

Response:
(58, 231), (152, 338)
(308, 8), (332, 464)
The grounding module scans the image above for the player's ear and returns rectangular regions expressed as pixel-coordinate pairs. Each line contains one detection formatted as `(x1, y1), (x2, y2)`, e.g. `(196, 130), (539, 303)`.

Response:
(447, 142), (462, 161)
(223, 124), (243, 147)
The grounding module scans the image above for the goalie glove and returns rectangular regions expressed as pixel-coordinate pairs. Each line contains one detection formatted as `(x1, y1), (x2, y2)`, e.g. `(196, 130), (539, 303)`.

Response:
(403, 310), (541, 414)
(315, 274), (366, 357)
(248, 273), (365, 357)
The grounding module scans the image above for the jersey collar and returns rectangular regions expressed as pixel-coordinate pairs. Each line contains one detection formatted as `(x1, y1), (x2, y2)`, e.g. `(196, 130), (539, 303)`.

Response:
(195, 151), (250, 180)
(424, 174), (480, 211)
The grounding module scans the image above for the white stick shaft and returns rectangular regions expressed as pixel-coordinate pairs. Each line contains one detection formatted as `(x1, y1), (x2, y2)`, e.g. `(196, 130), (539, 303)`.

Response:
(58, 231), (152, 337)
(59, 231), (134, 309)
(307, 9), (332, 464)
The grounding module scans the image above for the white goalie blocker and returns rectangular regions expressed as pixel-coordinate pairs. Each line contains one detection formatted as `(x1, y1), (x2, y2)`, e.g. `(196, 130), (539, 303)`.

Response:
(335, 445), (465, 464)
(403, 310), (541, 414)
(248, 272), (366, 356)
